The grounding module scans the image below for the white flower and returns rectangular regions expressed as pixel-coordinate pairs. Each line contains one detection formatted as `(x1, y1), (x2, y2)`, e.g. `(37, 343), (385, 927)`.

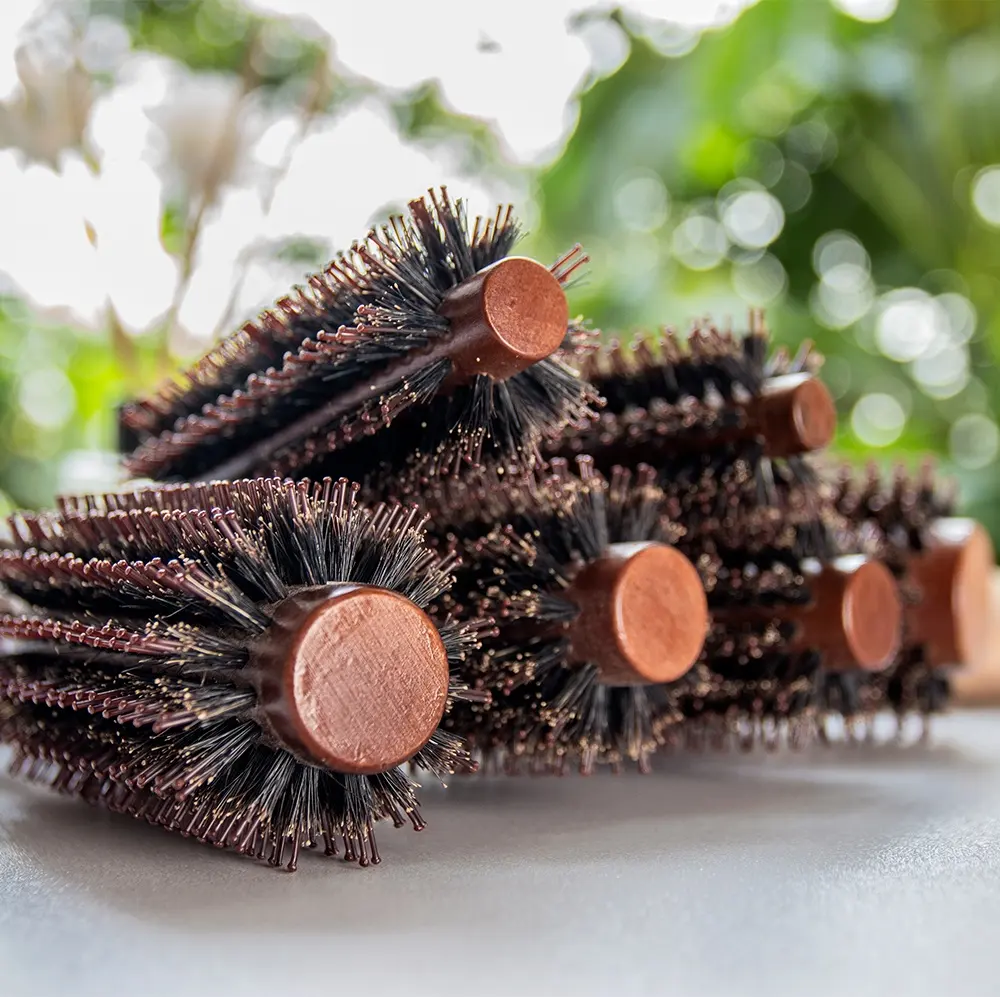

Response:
(0, 44), (92, 166)
(146, 67), (270, 205)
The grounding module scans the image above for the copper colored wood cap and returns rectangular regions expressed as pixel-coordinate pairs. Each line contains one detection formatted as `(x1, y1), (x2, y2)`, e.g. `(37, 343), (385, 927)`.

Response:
(788, 556), (902, 671)
(565, 542), (709, 685)
(908, 518), (995, 669)
(753, 373), (837, 456)
(438, 256), (568, 382)
(250, 584), (450, 775)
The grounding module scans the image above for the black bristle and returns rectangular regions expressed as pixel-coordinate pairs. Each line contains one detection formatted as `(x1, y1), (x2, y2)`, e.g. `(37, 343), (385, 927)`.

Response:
(122, 188), (599, 489)
(0, 477), (488, 870)
(675, 551), (823, 750)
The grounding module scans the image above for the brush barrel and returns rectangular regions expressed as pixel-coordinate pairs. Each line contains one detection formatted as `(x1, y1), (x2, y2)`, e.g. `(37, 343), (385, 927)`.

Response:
(907, 518), (995, 669)
(751, 373), (837, 456)
(438, 257), (568, 382)
(564, 542), (708, 685)
(786, 556), (902, 671)
(249, 584), (450, 776)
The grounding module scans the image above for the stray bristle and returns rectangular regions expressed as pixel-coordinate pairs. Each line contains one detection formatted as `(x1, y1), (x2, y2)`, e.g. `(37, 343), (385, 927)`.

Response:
(0, 477), (488, 871)
(122, 188), (599, 490)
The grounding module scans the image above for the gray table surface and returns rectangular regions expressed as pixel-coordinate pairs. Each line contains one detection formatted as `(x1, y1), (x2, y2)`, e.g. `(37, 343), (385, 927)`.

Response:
(2, 711), (1000, 997)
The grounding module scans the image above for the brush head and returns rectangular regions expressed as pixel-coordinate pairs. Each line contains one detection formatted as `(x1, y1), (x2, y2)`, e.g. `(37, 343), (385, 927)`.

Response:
(907, 518), (994, 669)
(251, 584), (450, 775)
(434, 459), (707, 772)
(555, 321), (833, 559)
(788, 556), (902, 671)
(754, 373), (836, 456)
(565, 542), (708, 685)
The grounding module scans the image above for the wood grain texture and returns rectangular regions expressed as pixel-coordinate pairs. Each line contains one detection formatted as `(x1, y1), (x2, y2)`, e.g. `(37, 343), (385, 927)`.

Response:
(565, 542), (708, 685)
(250, 584), (450, 775)
(440, 256), (567, 381)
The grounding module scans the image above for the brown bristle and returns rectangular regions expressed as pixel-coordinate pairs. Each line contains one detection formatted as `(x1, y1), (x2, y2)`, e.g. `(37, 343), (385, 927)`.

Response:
(119, 256), (372, 447)
(565, 318), (829, 462)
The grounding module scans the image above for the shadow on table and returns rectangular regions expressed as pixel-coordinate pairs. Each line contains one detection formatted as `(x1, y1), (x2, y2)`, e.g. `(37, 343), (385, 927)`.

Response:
(1, 729), (989, 935)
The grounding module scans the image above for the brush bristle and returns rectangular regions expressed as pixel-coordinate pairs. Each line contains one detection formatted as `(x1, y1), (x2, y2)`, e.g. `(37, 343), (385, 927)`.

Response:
(0, 477), (488, 870)
(557, 316), (827, 542)
(121, 188), (599, 489)
(675, 548), (823, 751)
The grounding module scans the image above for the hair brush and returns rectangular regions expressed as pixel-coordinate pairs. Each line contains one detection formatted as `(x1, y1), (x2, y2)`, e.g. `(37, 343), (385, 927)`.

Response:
(120, 188), (597, 489)
(0, 477), (489, 870)
(558, 312), (836, 484)
(825, 461), (995, 735)
(425, 457), (711, 774)
(683, 545), (904, 750)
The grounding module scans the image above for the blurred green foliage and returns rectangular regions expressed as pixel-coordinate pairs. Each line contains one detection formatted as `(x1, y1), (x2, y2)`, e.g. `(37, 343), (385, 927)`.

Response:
(2, 0), (1000, 540)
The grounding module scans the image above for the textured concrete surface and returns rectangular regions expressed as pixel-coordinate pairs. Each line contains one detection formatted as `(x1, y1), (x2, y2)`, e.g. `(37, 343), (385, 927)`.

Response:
(3, 711), (1000, 997)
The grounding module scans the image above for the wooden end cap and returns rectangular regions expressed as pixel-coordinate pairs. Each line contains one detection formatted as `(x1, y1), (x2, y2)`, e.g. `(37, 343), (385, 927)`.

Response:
(438, 257), (568, 382)
(250, 584), (450, 775)
(908, 518), (995, 669)
(565, 542), (708, 685)
(789, 556), (902, 671)
(754, 373), (837, 456)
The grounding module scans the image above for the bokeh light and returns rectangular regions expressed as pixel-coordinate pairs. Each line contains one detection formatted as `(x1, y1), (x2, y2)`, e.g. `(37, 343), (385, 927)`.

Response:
(851, 393), (906, 447)
(671, 212), (729, 270)
(720, 189), (784, 249)
(950, 414), (1000, 470)
(829, 0), (898, 24)
(972, 166), (1000, 227)
(613, 171), (670, 232)
(875, 289), (946, 363)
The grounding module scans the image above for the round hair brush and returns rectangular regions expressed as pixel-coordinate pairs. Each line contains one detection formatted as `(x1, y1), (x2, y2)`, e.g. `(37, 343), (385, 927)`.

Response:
(121, 188), (598, 488)
(687, 547), (905, 749)
(554, 314), (838, 573)
(828, 461), (995, 732)
(0, 477), (488, 870)
(427, 457), (710, 773)
(560, 312), (836, 477)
